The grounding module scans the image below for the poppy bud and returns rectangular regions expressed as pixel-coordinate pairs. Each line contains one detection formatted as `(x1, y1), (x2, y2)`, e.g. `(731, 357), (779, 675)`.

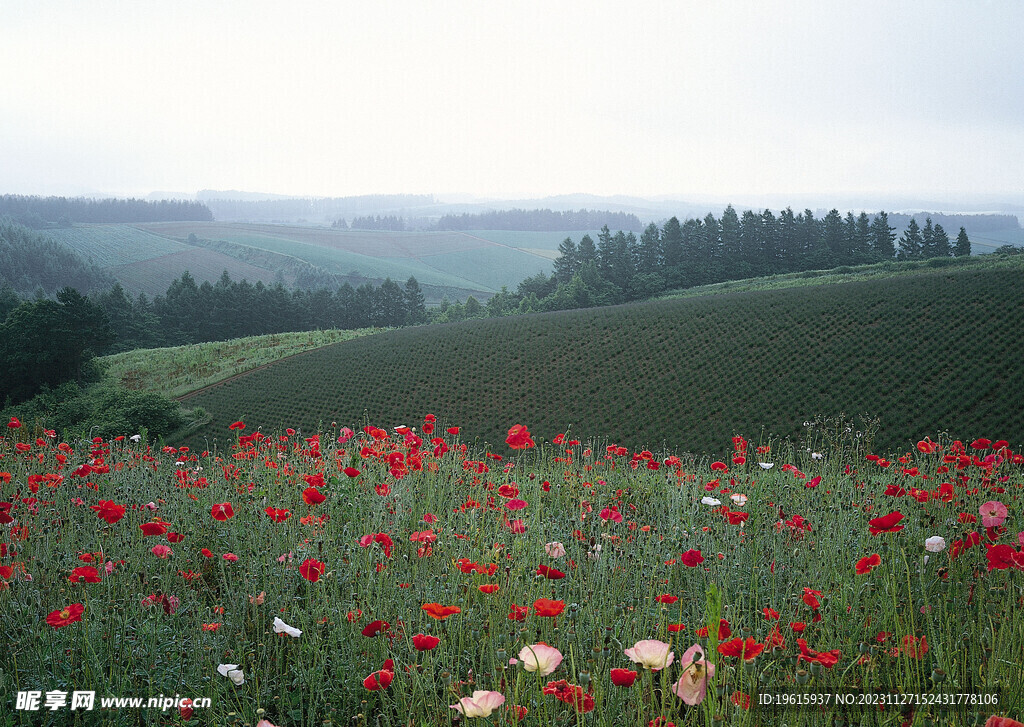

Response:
(810, 661), (824, 677)
(931, 668), (946, 683)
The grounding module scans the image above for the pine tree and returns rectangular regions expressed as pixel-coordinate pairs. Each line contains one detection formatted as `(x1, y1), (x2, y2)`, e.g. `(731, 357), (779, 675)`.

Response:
(576, 234), (598, 267)
(897, 218), (923, 260)
(955, 227), (971, 257)
(870, 211), (896, 260)
(636, 223), (662, 270)
(921, 218), (936, 258)
(553, 237), (579, 283)
(403, 276), (427, 324)
(933, 223), (951, 257)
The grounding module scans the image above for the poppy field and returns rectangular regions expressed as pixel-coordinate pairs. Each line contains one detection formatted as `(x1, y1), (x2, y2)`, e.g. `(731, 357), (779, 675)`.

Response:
(2, 415), (1023, 726)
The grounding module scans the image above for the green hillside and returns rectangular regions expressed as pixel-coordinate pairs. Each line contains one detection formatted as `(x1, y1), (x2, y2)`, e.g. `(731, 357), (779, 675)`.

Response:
(175, 257), (1024, 455)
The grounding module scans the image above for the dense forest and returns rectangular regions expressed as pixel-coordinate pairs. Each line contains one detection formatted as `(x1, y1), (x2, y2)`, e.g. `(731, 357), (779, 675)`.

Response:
(0, 195), (212, 227)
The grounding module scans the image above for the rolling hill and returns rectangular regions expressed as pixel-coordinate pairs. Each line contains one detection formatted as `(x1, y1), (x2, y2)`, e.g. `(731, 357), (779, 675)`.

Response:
(172, 255), (1024, 455)
(44, 222), (560, 301)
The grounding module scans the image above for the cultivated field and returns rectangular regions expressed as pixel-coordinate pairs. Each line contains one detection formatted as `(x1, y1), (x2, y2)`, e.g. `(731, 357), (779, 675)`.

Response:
(174, 258), (1024, 456)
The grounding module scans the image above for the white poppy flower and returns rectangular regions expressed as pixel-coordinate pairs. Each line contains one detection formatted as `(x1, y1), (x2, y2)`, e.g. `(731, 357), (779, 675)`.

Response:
(273, 617), (303, 638)
(217, 664), (245, 685)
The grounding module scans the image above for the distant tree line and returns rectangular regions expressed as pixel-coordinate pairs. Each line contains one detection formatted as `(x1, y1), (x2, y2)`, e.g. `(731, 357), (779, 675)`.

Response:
(0, 195), (212, 228)
(460, 208), (974, 317)
(204, 194), (432, 223)
(347, 215), (407, 231)
(433, 208), (643, 232)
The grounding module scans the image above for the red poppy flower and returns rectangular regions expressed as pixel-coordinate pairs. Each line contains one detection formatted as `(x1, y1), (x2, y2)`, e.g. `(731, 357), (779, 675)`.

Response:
(478, 584), (500, 594)
(422, 603), (462, 620)
(536, 564), (566, 580)
(533, 598), (565, 618)
(680, 549), (704, 567)
(543, 679), (594, 713)
(790, 622), (806, 633)
(228, 421), (245, 430)
(655, 594), (679, 604)
(508, 603), (530, 621)
(140, 521), (169, 536)
(302, 487), (326, 506)
(726, 511), (749, 526)
(363, 659), (394, 690)
(856, 553), (881, 575)
(7, 417), (21, 429)
(801, 588), (821, 610)
(763, 607), (780, 621)
(210, 503), (234, 521)
(868, 512), (905, 535)
(412, 633), (440, 651)
(46, 603), (85, 628)
(610, 668), (638, 687)
(361, 620), (390, 637)
(343, 467), (361, 478)
(717, 637), (765, 662)
(796, 638), (841, 668)
(90, 500), (125, 524)
(667, 623), (686, 632)
(505, 424), (535, 450)
(68, 566), (101, 584)
(265, 507), (291, 522)
(299, 558), (326, 582)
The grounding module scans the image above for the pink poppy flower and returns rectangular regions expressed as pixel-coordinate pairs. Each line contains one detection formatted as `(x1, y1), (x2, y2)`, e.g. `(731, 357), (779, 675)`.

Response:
(450, 690), (505, 718)
(624, 639), (675, 671)
(980, 501), (1008, 528)
(672, 644), (715, 705)
(518, 643), (563, 676)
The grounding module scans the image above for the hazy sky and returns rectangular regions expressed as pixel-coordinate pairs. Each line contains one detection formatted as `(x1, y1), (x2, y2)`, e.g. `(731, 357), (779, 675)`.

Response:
(2, 0), (1022, 201)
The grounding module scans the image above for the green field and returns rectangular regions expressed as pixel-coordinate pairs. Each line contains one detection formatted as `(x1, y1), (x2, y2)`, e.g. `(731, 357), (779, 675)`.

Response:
(173, 256), (1024, 455)
(100, 328), (385, 399)
(38, 222), (558, 300)
(139, 222), (554, 293)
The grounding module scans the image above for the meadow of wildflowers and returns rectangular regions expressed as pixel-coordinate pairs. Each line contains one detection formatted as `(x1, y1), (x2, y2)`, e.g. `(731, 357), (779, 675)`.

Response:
(1, 415), (1022, 726)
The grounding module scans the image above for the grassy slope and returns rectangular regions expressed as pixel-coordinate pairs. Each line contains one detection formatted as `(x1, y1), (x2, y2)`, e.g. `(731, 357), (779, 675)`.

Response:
(100, 329), (384, 399)
(173, 256), (1024, 455)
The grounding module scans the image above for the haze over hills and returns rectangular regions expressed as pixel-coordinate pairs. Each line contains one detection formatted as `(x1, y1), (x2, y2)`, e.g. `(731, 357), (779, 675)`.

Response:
(124, 189), (1024, 226)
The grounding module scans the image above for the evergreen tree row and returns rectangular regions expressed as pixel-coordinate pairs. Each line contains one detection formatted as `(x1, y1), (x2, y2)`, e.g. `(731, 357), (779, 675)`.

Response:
(89, 272), (429, 353)
(0, 195), (213, 228)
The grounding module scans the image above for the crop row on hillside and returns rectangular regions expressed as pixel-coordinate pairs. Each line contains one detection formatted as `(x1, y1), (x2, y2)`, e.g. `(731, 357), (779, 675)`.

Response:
(176, 265), (1024, 455)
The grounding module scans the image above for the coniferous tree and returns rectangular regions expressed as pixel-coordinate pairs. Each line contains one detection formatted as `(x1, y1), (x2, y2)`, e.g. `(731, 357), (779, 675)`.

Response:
(553, 237), (579, 283)
(933, 223), (951, 257)
(955, 227), (972, 257)
(576, 234), (598, 267)
(898, 218), (923, 260)
(921, 218), (936, 258)
(853, 212), (873, 263)
(871, 211), (897, 260)
(403, 277), (427, 324)
(660, 217), (684, 286)
(636, 223), (662, 271)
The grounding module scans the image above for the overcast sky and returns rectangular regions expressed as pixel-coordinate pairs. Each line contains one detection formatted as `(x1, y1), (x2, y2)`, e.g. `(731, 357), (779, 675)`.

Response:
(2, 0), (1022, 202)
